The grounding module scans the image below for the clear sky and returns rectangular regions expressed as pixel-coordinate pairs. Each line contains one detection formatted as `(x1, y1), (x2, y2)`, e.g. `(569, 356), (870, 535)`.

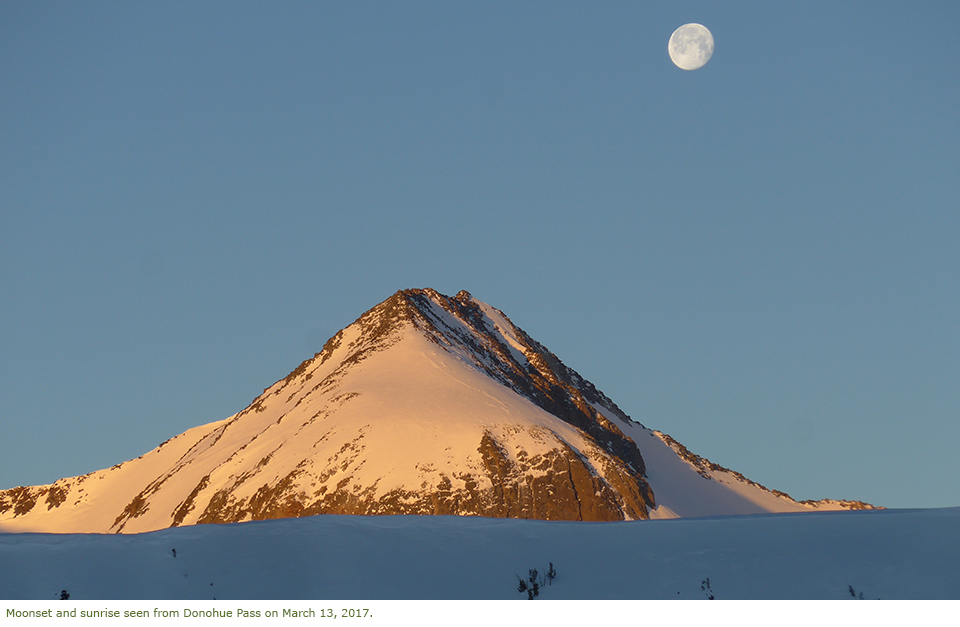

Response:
(2, 2), (958, 509)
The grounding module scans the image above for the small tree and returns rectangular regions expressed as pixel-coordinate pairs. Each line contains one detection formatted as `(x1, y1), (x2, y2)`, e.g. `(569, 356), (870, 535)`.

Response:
(515, 564), (555, 599)
(701, 578), (714, 600)
(527, 569), (540, 599)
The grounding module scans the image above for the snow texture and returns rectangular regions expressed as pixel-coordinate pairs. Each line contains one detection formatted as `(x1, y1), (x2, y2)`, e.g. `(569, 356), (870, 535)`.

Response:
(0, 507), (957, 600)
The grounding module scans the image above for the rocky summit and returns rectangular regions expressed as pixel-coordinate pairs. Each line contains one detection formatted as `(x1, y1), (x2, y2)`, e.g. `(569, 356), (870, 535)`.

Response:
(0, 289), (873, 533)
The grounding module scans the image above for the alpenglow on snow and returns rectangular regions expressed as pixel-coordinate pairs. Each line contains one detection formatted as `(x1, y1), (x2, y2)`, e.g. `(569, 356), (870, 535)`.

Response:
(0, 289), (873, 533)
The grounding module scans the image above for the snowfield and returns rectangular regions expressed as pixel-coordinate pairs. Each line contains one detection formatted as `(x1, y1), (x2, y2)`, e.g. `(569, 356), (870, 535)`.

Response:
(1, 507), (957, 601)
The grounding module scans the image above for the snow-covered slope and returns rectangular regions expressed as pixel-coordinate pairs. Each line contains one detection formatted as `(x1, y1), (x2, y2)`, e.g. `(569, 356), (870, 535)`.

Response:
(0, 289), (870, 534)
(2, 508), (956, 600)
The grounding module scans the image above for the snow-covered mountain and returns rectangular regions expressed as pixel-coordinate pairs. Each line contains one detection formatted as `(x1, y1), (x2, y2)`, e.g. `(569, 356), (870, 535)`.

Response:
(0, 288), (872, 534)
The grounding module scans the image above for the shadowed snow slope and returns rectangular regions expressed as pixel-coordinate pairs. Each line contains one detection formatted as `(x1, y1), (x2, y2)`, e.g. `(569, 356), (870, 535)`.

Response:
(1, 508), (956, 600)
(0, 289), (871, 534)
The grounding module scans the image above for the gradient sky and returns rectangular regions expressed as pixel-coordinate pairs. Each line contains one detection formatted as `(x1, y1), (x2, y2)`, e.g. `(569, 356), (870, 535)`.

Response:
(2, 2), (958, 510)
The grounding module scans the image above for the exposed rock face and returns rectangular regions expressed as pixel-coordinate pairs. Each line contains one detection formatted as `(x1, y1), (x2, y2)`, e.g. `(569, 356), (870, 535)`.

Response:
(180, 427), (649, 524)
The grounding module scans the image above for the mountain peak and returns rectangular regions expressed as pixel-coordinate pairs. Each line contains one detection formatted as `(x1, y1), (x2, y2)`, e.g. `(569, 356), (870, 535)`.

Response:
(0, 288), (873, 534)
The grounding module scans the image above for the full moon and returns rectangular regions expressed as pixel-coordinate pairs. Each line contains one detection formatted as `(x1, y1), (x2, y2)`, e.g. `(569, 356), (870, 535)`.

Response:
(668, 23), (714, 70)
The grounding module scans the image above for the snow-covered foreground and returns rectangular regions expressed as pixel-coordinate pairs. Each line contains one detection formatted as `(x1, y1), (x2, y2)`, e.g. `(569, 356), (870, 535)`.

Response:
(2, 507), (957, 601)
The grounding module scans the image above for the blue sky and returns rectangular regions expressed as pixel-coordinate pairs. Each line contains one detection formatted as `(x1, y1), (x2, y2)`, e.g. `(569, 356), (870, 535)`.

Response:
(2, 1), (958, 509)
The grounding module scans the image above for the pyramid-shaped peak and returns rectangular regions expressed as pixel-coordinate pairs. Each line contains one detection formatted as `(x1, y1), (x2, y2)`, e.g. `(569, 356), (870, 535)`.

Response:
(0, 286), (875, 533)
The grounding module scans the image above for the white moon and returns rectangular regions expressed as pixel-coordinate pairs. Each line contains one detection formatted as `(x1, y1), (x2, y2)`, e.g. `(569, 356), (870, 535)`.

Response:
(668, 23), (714, 70)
